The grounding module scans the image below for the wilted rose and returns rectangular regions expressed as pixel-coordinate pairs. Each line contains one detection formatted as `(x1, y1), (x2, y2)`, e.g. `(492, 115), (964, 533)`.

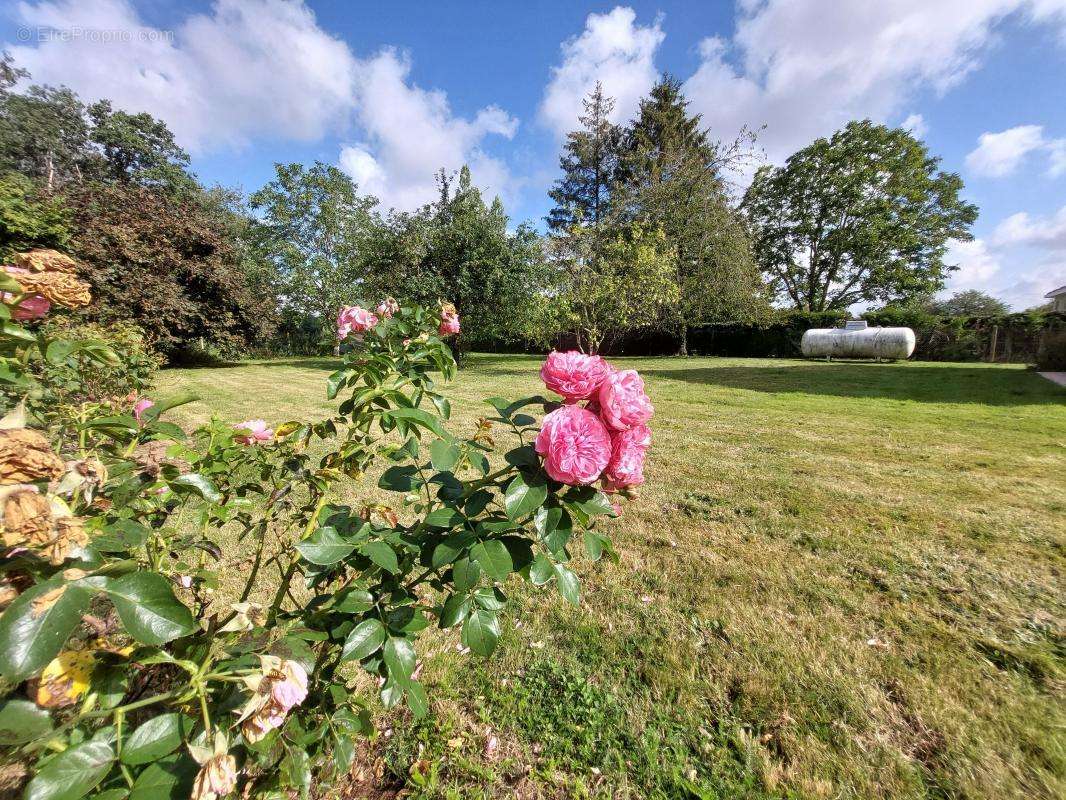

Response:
(534, 405), (612, 485)
(1, 487), (52, 547)
(191, 753), (238, 800)
(46, 517), (88, 565)
(6, 268), (91, 309)
(376, 297), (399, 318)
(0, 429), (65, 484)
(11, 249), (79, 274)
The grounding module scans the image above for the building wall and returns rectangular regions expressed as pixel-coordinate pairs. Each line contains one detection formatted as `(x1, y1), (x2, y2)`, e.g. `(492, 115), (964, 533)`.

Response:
(1055, 295), (1066, 313)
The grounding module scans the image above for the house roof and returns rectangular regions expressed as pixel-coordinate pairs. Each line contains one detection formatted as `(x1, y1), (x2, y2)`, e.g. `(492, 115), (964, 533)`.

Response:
(1046, 285), (1066, 298)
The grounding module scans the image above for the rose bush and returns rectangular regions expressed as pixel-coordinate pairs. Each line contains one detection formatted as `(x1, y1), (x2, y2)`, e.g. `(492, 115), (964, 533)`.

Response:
(0, 264), (653, 799)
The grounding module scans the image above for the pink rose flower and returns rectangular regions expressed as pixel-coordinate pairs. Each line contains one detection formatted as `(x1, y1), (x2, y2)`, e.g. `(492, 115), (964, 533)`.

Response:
(3, 266), (49, 321)
(534, 405), (612, 486)
(540, 351), (612, 403)
(603, 423), (651, 491)
(9, 294), (49, 321)
(376, 297), (399, 318)
(337, 306), (378, 340)
(133, 398), (154, 423)
(268, 659), (308, 710)
(234, 419), (273, 445)
(438, 303), (460, 336)
(598, 369), (654, 431)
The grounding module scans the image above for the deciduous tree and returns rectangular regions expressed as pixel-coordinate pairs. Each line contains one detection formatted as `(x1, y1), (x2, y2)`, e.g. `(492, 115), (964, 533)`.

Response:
(743, 120), (978, 311)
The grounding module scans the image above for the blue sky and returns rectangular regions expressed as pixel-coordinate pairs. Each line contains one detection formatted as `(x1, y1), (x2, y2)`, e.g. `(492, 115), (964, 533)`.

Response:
(3, 0), (1065, 309)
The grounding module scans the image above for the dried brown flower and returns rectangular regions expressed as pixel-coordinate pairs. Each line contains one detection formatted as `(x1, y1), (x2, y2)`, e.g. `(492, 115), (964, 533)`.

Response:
(12, 271), (91, 309)
(2, 489), (52, 547)
(11, 249), (79, 274)
(46, 517), (88, 565)
(0, 429), (65, 484)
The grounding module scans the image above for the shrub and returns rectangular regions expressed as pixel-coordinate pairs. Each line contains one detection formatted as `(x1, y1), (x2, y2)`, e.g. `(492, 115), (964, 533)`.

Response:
(0, 278), (654, 797)
(33, 318), (162, 402)
(1036, 330), (1066, 371)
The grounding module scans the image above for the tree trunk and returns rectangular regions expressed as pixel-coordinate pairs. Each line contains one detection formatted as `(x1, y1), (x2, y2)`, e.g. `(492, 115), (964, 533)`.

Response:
(677, 323), (688, 357)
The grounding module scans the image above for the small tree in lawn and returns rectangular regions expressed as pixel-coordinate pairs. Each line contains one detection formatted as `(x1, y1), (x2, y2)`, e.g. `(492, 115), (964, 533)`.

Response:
(549, 223), (678, 354)
(743, 119), (978, 311)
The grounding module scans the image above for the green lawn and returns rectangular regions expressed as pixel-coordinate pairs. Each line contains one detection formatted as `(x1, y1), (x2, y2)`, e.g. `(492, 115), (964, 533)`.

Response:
(159, 355), (1066, 800)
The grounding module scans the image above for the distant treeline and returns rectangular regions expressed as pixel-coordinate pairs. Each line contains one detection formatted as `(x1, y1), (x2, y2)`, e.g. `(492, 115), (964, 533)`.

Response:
(466, 310), (1066, 365)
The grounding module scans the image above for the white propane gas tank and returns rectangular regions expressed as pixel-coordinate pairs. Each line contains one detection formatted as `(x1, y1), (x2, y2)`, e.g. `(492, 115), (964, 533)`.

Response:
(800, 320), (916, 360)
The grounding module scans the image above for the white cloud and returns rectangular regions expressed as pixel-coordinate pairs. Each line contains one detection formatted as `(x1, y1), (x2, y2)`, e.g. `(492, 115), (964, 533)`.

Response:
(539, 6), (664, 138)
(901, 113), (927, 139)
(965, 124), (1066, 176)
(992, 206), (1066, 250)
(944, 206), (1066, 308)
(9, 0), (358, 151)
(682, 0), (1066, 164)
(339, 48), (519, 212)
(8, 0), (521, 213)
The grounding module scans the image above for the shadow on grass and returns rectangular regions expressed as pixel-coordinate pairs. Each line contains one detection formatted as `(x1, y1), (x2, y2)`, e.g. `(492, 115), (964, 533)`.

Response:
(642, 361), (1064, 406)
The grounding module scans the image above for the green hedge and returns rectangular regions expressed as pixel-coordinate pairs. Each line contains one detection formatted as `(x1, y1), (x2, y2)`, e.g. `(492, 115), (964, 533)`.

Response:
(683, 310), (1066, 363)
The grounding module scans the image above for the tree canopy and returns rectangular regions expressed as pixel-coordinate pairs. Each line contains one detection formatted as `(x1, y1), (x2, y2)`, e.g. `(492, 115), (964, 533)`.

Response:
(743, 120), (978, 311)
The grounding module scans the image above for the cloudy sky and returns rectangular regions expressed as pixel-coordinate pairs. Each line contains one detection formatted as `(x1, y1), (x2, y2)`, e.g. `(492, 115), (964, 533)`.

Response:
(3, 0), (1065, 309)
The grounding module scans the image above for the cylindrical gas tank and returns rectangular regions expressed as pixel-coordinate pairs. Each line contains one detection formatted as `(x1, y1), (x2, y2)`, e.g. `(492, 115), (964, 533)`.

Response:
(801, 321), (916, 359)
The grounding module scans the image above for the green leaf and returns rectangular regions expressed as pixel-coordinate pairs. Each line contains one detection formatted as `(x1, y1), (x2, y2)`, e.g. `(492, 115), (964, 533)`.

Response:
(378, 465), (417, 492)
(45, 340), (77, 364)
(529, 555), (555, 587)
(170, 473), (221, 503)
(92, 520), (151, 552)
(504, 473), (548, 522)
(583, 530), (607, 561)
(429, 394), (451, 420)
(340, 619), (385, 662)
(121, 714), (192, 765)
(569, 488), (614, 517)
(439, 594), (471, 629)
(333, 589), (374, 614)
(405, 680), (429, 718)
(461, 609), (500, 657)
(383, 637), (416, 682)
(326, 369), (354, 400)
(554, 564), (580, 606)
(0, 698), (53, 744)
(429, 439), (459, 472)
(128, 753), (198, 800)
(296, 526), (356, 565)
(0, 578), (92, 682)
(360, 541), (399, 574)
(470, 540), (513, 582)
(103, 573), (196, 646)
(473, 586), (507, 611)
(25, 740), (114, 800)
(382, 407), (446, 438)
(452, 557), (481, 592)
(424, 507), (463, 529)
(334, 736), (355, 774)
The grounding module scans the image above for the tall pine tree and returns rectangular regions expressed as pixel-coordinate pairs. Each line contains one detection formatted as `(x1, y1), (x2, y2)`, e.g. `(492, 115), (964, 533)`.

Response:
(547, 82), (623, 234)
(620, 76), (765, 354)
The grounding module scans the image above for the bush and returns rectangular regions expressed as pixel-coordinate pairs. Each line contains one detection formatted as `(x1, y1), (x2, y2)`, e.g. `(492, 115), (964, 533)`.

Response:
(33, 317), (162, 402)
(1036, 330), (1066, 371)
(0, 287), (654, 798)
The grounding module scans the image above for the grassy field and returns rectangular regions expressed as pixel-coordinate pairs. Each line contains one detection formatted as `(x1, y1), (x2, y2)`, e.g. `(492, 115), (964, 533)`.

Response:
(159, 355), (1066, 800)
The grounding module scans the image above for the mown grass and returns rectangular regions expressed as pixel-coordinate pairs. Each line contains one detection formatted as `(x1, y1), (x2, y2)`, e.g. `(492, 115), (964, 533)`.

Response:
(159, 355), (1066, 799)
